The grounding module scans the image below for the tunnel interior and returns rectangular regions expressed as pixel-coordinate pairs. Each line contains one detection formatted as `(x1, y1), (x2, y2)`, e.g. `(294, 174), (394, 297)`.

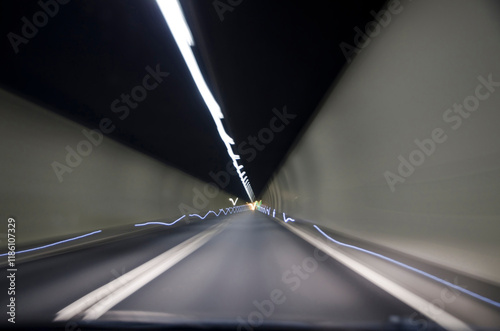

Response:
(1, 0), (500, 329)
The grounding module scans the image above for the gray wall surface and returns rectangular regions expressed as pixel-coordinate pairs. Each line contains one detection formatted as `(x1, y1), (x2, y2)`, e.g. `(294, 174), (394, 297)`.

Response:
(0, 89), (236, 246)
(262, 0), (500, 285)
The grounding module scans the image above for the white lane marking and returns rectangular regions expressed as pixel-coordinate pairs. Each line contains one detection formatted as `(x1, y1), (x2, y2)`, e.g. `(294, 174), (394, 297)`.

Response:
(278, 221), (473, 331)
(313, 225), (500, 308)
(54, 222), (226, 321)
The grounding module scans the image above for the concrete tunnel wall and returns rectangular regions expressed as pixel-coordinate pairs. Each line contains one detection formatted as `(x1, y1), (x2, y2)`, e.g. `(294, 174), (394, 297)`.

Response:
(0, 88), (237, 246)
(261, 0), (500, 285)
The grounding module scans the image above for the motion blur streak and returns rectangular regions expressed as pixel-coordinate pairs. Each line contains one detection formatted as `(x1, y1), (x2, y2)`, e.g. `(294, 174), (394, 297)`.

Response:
(189, 207), (239, 219)
(261, 0), (500, 286)
(155, 0), (255, 201)
(282, 212), (295, 223)
(0, 89), (237, 247)
(314, 225), (500, 308)
(281, 220), (472, 331)
(0, 230), (102, 256)
(134, 215), (186, 227)
(189, 211), (218, 220)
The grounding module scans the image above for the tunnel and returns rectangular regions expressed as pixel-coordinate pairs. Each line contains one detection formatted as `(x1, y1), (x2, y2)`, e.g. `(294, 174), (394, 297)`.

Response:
(0, 0), (499, 330)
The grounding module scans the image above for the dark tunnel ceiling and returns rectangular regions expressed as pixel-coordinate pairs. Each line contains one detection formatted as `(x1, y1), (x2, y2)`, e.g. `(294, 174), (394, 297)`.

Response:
(0, 0), (385, 200)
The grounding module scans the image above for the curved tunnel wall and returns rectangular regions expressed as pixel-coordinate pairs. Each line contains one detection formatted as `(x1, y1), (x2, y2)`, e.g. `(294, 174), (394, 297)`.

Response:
(0, 88), (236, 246)
(262, 0), (500, 285)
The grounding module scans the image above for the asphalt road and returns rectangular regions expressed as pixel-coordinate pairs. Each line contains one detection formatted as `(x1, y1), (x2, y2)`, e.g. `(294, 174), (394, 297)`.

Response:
(0, 211), (430, 329)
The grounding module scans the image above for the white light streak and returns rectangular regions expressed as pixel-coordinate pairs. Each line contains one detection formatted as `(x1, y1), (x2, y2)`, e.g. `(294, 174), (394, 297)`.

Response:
(156, 0), (254, 201)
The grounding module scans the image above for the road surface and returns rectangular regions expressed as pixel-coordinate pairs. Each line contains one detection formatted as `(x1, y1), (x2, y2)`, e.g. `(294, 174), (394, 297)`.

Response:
(1, 211), (431, 329)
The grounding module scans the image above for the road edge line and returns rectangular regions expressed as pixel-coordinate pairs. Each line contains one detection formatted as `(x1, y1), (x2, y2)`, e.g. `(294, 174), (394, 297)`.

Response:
(276, 220), (472, 331)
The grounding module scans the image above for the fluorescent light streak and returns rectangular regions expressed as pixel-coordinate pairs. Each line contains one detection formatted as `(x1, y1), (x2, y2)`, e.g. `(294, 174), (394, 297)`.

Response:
(0, 230), (102, 256)
(282, 212), (295, 223)
(229, 197), (238, 206)
(135, 215), (186, 227)
(314, 225), (500, 309)
(273, 209), (276, 218)
(156, 0), (254, 201)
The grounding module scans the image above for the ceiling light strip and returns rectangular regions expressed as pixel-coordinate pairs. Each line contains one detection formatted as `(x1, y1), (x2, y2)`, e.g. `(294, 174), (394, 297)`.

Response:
(156, 0), (254, 201)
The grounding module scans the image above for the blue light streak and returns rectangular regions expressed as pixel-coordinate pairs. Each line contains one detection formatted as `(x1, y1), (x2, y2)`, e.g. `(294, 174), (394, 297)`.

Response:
(0, 230), (102, 256)
(189, 210), (217, 220)
(0, 205), (248, 258)
(190, 206), (246, 220)
(282, 213), (295, 223)
(135, 215), (186, 227)
(313, 225), (500, 309)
